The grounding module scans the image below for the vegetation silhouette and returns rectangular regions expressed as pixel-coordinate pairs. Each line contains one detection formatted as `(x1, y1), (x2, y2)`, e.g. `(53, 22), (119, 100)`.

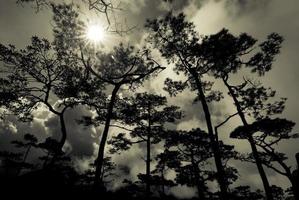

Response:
(0, 1), (298, 200)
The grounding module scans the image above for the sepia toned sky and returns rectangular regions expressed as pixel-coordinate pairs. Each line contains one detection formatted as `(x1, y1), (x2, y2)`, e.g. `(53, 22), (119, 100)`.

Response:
(1, 0), (299, 197)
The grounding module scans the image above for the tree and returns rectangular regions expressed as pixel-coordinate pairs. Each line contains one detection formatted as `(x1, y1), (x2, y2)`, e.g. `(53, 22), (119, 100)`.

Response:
(199, 28), (284, 200)
(79, 156), (116, 189)
(0, 36), (82, 153)
(0, 151), (25, 178)
(165, 129), (214, 199)
(108, 92), (181, 197)
(152, 150), (179, 197)
(11, 133), (38, 175)
(230, 186), (264, 200)
(231, 118), (299, 199)
(0, 3), (97, 153)
(80, 44), (165, 188)
(145, 12), (229, 199)
(163, 129), (238, 199)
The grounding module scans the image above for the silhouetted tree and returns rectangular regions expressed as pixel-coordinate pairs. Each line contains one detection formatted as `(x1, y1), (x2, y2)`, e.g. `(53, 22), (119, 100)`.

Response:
(165, 129), (213, 199)
(200, 28), (284, 200)
(79, 156), (116, 189)
(0, 151), (25, 178)
(230, 186), (264, 200)
(152, 151), (178, 197)
(145, 12), (229, 199)
(232, 118), (298, 199)
(291, 153), (299, 200)
(0, 31), (85, 154)
(11, 133), (38, 175)
(79, 44), (165, 188)
(108, 92), (181, 197)
(163, 129), (238, 199)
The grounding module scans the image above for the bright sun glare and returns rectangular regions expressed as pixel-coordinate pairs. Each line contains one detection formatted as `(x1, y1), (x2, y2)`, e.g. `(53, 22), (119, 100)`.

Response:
(86, 24), (105, 42)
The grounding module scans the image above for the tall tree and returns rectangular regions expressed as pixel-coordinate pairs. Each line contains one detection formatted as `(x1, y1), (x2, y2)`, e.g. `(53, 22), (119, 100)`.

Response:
(152, 150), (179, 197)
(0, 35), (83, 152)
(231, 118), (299, 199)
(80, 44), (165, 188)
(145, 12), (229, 199)
(164, 129), (238, 199)
(164, 129), (214, 199)
(200, 29), (284, 200)
(108, 92), (181, 197)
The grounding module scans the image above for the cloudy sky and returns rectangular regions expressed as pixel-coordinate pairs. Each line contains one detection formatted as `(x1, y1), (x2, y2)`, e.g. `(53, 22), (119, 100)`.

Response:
(1, 0), (299, 197)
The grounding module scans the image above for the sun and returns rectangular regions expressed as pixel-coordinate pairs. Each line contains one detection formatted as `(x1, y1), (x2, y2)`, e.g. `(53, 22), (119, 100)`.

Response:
(86, 24), (105, 43)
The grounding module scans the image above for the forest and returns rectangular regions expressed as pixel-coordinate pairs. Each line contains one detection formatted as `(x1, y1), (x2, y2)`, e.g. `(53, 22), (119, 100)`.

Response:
(0, 0), (298, 199)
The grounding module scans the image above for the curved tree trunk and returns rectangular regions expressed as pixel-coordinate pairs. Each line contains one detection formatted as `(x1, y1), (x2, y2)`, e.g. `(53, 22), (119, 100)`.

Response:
(273, 156), (299, 200)
(59, 113), (67, 150)
(191, 69), (229, 200)
(49, 113), (67, 166)
(223, 78), (273, 200)
(94, 84), (120, 188)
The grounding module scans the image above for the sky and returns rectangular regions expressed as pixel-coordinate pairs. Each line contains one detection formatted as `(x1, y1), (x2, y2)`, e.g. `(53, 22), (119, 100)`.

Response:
(1, 0), (299, 197)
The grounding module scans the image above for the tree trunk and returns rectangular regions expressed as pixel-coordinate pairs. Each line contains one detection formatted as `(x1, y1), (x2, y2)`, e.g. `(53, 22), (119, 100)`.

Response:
(264, 148), (299, 199)
(191, 149), (205, 200)
(191, 69), (228, 199)
(48, 113), (67, 166)
(94, 84), (120, 188)
(160, 169), (165, 197)
(42, 151), (51, 169)
(146, 102), (151, 198)
(223, 78), (273, 200)
(17, 145), (32, 176)
(59, 113), (67, 151)
(275, 158), (299, 200)
(289, 176), (299, 200)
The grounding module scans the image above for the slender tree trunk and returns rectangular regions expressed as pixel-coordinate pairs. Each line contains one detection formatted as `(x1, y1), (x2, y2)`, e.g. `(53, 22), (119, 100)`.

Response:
(49, 113), (67, 166)
(42, 151), (51, 169)
(273, 156), (299, 200)
(191, 69), (228, 199)
(94, 84), (120, 188)
(17, 145), (32, 176)
(146, 102), (151, 198)
(190, 150), (205, 200)
(223, 78), (273, 200)
(59, 113), (67, 150)
(160, 169), (165, 197)
(289, 176), (299, 200)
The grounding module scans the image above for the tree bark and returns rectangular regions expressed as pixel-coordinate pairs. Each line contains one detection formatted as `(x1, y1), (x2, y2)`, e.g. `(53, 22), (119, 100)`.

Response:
(223, 78), (274, 200)
(191, 69), (229, 200)
(94, 84), (120, 188)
